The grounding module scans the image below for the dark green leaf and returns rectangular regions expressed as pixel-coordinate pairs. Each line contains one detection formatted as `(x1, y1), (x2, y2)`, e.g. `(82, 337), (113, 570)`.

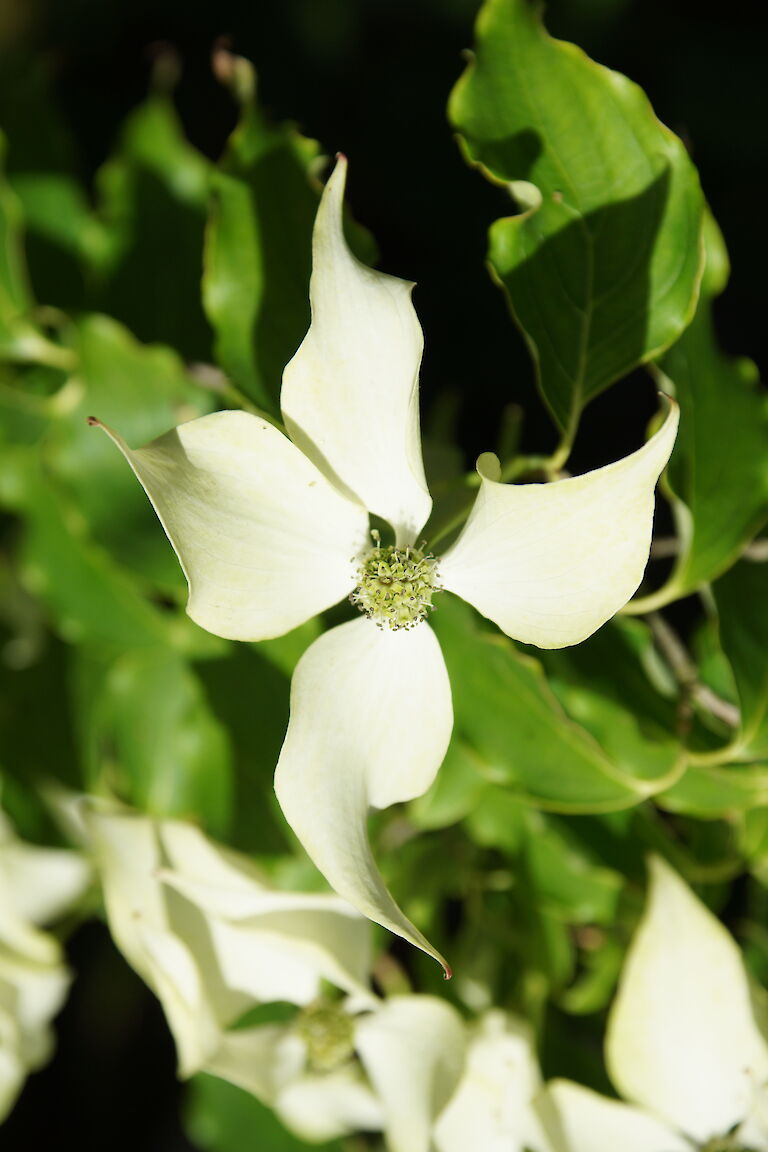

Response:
(432, 595), (676, 811)
(77, 647), (233, 835)
(657, 213), (768, 599)
(449, 0), (703, 439)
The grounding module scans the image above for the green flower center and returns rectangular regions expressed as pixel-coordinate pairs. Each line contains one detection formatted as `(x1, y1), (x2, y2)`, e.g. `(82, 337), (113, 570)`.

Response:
(295, 1001), (355, 1073)
(350, 542), (440, 630)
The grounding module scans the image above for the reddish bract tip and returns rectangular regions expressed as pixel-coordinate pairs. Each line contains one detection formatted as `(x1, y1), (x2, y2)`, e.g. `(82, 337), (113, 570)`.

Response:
(86, 416), (100, 426)
(335, 151), (348, 164)
(442, 964), (453, 981)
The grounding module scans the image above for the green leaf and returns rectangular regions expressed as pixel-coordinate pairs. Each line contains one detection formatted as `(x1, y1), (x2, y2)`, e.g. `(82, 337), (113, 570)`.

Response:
(76, 647), (233, 835)
(93, 93), (213, 360)
(203, 52), (374, 414)
(657, 212), (768, 599)
(0, 447), (171, 651)
(195, 646), (292, 855)
(522, 809), (623, 925)
(202, 61), (323, 414)
(186, 1074), (346, 1152)
(432, 595), (678, 812)
(658, 761), (768, 819)
(45, 313), (216, 590)
(0, 131), (73, 369)
(449, 0), (703, 440)
(712, 560), (768, 760)
(537, 617), (684, 782)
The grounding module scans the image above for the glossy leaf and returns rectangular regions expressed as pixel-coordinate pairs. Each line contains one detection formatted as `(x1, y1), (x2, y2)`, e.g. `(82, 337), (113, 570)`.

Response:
(432, 595), (678, 812)
(713, 561), (768, 760)
(656, 213), (768, 600)
(449, 0), (703, 439)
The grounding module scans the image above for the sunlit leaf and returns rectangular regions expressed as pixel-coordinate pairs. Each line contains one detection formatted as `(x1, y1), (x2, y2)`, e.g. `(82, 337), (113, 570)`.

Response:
(653, 212), (768, 601)
(449, 0), (703, 440)
(432, 596), (678, 812)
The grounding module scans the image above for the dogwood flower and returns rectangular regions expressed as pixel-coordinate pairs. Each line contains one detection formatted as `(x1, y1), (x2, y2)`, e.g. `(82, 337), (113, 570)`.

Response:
(84, 801), (466, 1151)
(0, 806), (90, 1121)
(433, 1010), (554, 1152)
(543, 856), (768, 1151)
(91, 156), (678, 970)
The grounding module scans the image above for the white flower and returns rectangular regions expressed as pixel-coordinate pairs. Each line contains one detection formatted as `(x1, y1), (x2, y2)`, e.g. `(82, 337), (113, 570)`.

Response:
(433, 1010), (554, 1152)
(0, 807), (90, 1121)
(92, 156), (678, 969)
(543, 856), (768, 1151)
(84, 801), (466, 1152)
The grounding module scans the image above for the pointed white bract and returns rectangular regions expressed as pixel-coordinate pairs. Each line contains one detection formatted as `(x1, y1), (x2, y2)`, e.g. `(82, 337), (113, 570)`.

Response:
(545, 856), (768, 1151)
(607, 855), (768, 1145)
(0, 808), (90, 1122)
(95, 155), (678, 964)
(94, 412), (369, 642)
(282, 156), (432, 548)
(440, 405), (678, 648)
(274, 617), (453, 972)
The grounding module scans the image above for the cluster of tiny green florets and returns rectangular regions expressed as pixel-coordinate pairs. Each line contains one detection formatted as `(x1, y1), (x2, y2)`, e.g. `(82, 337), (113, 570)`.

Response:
(295, 1000), (356, 1073)
(350, 536), (440, 630)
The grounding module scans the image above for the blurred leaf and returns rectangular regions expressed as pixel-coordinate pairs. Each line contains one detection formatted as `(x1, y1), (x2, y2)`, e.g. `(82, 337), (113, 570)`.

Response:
(94, 93), (213, 360)
(449, 0), (703, 440)
(658, 211), (768, 599)
(537, 618), (683, 780)
(432, 595), (678, 812)
(0, 131), (73, 368)
(0, 447), (171, 651)
(713, 560), (768, 759)
(0, 632), (80, 794)
(409, 739), (486, 831)
(203, 51), (374, 414)
(203, 60), (321, 414)
(522, 809), (623, 925)
(195, 646), (292, 855)
(658, 762), (768, 818)
(186, 1073), (346, 1152)
(76, 647), (233, 835)
(45, 313), (216, 590)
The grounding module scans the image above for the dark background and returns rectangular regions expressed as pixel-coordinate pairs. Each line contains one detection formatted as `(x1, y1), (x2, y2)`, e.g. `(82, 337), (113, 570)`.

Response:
(0, 0), (765, 1147)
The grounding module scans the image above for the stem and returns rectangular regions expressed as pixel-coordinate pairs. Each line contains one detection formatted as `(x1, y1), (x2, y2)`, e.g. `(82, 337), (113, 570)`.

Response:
(648, 612), (740, 732)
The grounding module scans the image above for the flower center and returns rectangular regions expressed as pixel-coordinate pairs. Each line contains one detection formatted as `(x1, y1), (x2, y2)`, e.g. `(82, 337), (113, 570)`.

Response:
(295, 1001), (355, 1073)
(350, 541), (440, 630)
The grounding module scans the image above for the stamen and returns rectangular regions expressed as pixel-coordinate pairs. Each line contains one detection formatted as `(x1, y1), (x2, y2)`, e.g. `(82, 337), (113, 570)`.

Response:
(295, 1001), (355, 1073)
(350, 540), (441, 630)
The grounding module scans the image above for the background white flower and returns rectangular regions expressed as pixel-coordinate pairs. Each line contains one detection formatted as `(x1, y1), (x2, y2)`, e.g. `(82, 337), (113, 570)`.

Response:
(0, 805), (90, 1121)
(542, 856), (768, 1151)
(84, 801), (466, 1152)
(433, 1010), (554, 1152)
(93, 156), (678, 970)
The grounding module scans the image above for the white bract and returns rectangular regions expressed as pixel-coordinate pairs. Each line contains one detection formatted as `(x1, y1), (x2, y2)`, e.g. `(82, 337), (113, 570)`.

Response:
(433, 1010), (554, 1152)
(93, 156), (678, 969)
(84, 801), (465, 1152)
(0, 806), (90, 1121)
(544, 856), (768, 1151)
